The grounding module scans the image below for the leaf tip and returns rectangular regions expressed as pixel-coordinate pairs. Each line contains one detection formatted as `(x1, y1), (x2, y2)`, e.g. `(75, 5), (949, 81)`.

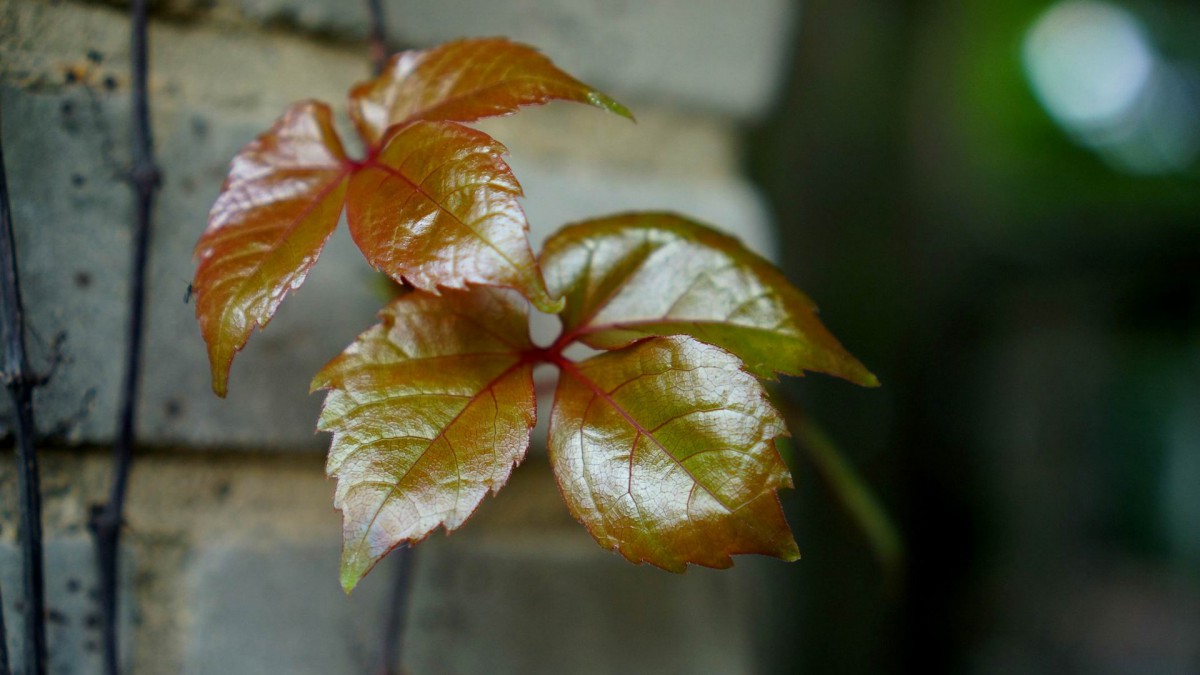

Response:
(843, 361), (881, 388)
(209, 359), (230, 398)
(813, 346), (881, 389)
(587, 91), (635, 122)
(781, 539), (802, 563)
(308, 368), (331, 394)
(339, 546), (370, 594)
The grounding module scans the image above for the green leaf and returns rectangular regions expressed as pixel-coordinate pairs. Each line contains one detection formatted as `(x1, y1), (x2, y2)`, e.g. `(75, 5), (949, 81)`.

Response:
(349, 37), (632, 148)
(346, 120), (562, 313)
(541, 212), (878, 385)
(312, 287), (537, 592)
(548, 336), (799, 571)
(193, 101), (351, 396)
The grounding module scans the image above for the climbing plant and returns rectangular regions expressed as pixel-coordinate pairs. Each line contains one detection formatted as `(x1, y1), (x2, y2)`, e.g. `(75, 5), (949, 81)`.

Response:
(192, 38), (878, 592)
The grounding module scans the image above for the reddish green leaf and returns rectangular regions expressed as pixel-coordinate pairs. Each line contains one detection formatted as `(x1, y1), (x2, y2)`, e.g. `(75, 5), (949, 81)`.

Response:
(541, 213), (878, 385)
(193, 100), (351, 396)
(312, 287), (536, 591)
(349, 37), (632, 148)
(548, 336), (799, 571)
(346, 120), (561, 313)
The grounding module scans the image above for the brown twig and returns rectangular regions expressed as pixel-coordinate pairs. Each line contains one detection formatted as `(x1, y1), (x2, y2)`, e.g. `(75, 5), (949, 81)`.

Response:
(1, 94), (49, 675)
(366, 0), (390, 75)
(376, 546), (417, 675)
(87, 0), (161, 672)
(360, 4), (418, 673)
(0, 580), (10, 675)
(775, 393), (905, 593)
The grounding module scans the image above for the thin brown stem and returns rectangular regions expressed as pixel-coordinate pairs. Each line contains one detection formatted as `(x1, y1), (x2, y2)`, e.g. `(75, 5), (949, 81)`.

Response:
(88, 0), (161, 672)
(1, 93), (48, 675)
(375, 546), (416, 675)
(778, 397), (905, 593)
(366, 0), (389, 75)
(361, 3), (414, 672)
(0, 580), (9, 675)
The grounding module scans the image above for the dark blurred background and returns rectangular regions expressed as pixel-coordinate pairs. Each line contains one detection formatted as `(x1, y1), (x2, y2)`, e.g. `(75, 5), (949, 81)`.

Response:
(754, 1), (1200, 673)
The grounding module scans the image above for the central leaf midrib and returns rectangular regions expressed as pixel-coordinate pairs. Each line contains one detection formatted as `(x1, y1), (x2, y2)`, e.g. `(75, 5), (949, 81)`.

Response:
(400, 76), (559, 125)
(365, 156), (526, 280)
(580, 319), (792, 339)
(555, 238), (658, 342)
(558, 359), (737, 513)
(351, 357), (529, 549)
(217, 169), (349, 330)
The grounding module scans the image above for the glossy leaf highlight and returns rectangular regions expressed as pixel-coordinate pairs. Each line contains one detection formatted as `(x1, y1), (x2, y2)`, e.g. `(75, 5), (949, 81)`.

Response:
(346, 121), (561, 312)
(541, 213), (878, 385)
(548, 336), (799, 571)
(194, 101), (350, 396)
(349, 37), (632, 147)
(313, 287), (537, 592)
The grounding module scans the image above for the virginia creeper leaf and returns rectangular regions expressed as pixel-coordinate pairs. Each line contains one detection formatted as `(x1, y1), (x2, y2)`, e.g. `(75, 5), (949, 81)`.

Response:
(346, 120), (561, 313)
(548, 336), (799, 571)
(541, 213), (878, 385)
(194, 100), (351, 396)
(312, 287), (536, 592)
(349, 37), (633, 148)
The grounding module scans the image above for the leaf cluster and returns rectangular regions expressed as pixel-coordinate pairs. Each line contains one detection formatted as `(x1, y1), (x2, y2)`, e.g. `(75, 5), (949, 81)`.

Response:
(193, 39), (877, 592)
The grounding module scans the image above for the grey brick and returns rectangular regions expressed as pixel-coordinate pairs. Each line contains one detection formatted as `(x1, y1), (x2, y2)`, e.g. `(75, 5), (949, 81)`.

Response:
(183, 532), (760, 675)
(182, 539), (387, 675)
(235, 0), (796, 119)
(0, 537), (134, 675)
(404, 534), (759, 675)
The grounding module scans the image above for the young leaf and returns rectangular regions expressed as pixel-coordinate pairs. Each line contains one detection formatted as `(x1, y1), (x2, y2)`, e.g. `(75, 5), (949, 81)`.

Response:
(312, 287), (536, 592)
(193, 100), (351, 396)
(548, 336), (799, 571)
(541, 213), (878, 385)
(346, 120), (561, 312)
(349, 37), (633, 147)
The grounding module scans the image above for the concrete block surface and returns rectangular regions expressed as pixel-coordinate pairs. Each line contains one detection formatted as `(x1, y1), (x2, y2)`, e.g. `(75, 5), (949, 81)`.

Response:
(182, 533), (760, 675)
(235, 0), (796, 118)
(0, 538), (134, 675)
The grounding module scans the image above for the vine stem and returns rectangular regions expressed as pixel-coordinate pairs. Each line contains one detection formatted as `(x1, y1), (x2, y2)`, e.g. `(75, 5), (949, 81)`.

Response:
(88, 0), (161, 672)
(360, 5), (417, 673)
(1, 97), (49, 675)
(778, 398), (905, 591)
(0, 580), (9, 675)
(375, 545), (416, 675)
(366, 0), (389, 75)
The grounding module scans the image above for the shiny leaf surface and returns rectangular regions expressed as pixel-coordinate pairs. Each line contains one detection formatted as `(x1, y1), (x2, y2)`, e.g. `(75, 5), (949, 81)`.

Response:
(349, 37), (632, 148)
(542, 213), (878, 385)
(548, 336), (799, 571)
(194, 101), (350, 396)
(346, 120), (561, 312)
(313, 287), (536, 591)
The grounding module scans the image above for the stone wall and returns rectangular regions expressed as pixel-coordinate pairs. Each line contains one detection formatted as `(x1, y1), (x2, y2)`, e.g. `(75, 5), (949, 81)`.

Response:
(0, 0), (800, 672)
